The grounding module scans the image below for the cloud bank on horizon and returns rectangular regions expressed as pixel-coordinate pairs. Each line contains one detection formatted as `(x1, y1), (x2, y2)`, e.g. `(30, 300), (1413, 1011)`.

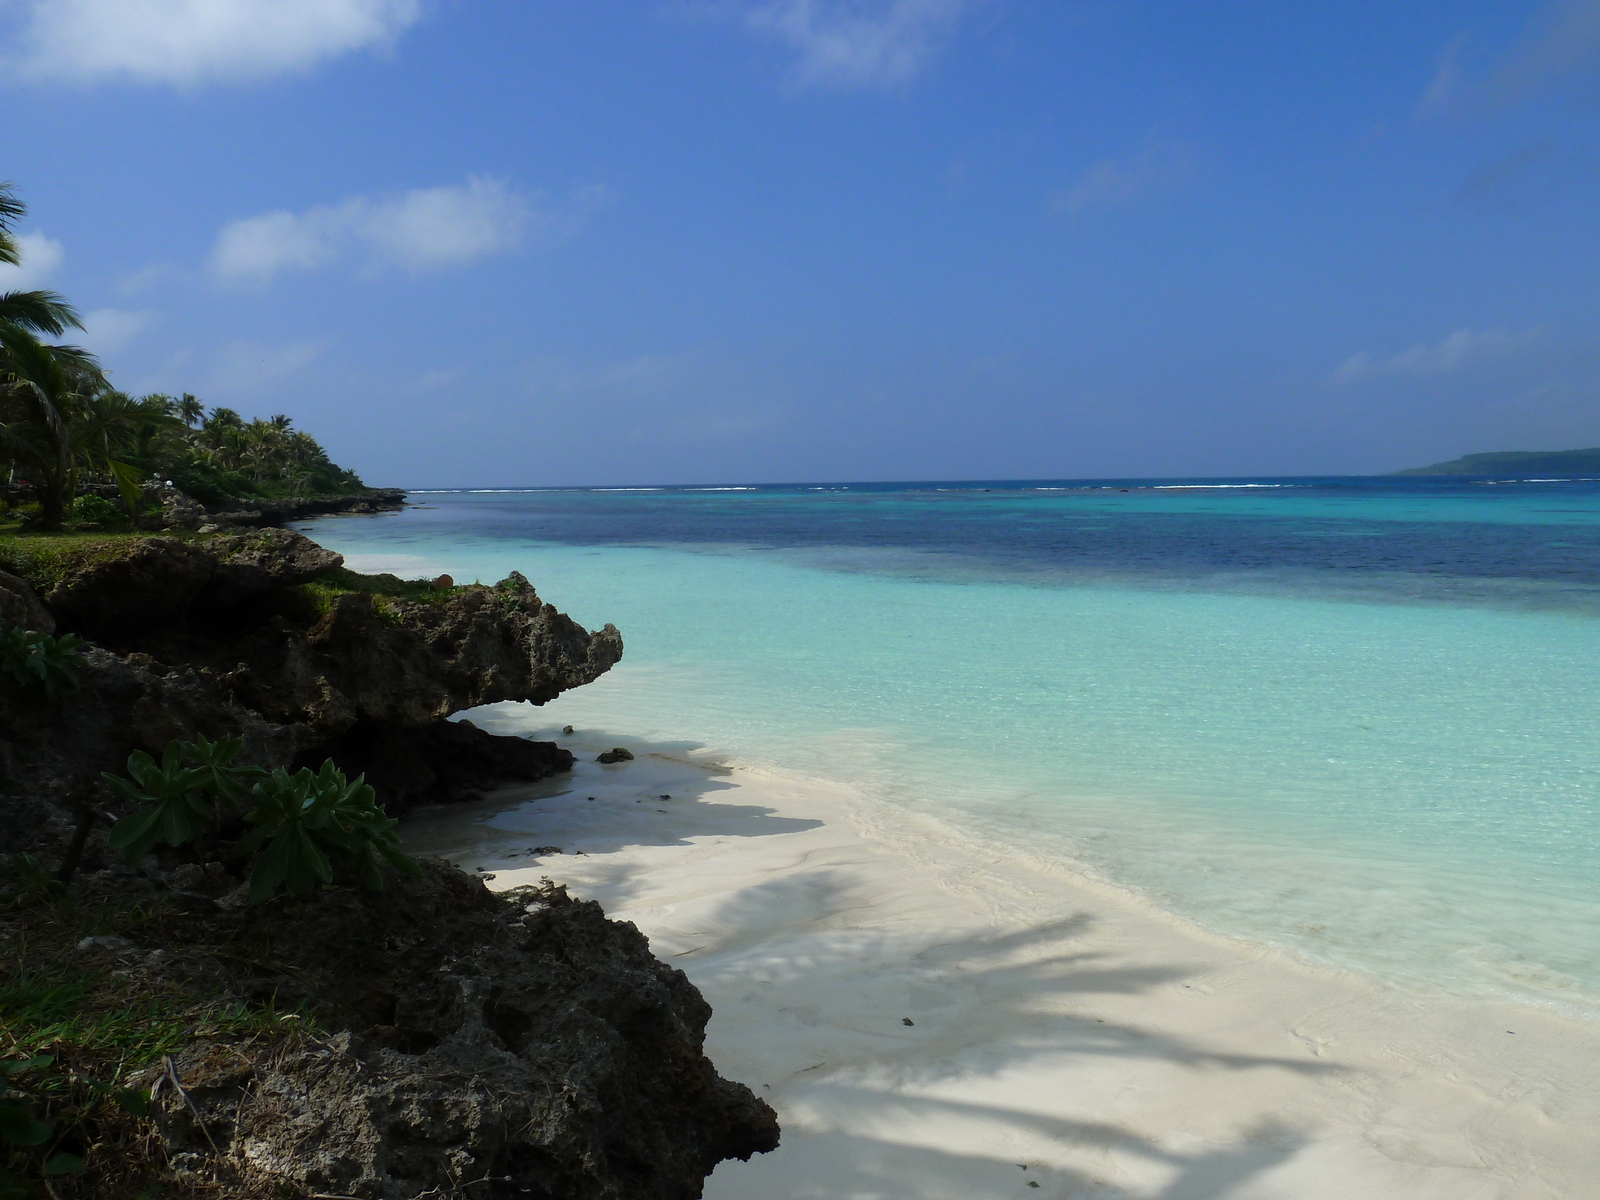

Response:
(2, 0), (1598, 485)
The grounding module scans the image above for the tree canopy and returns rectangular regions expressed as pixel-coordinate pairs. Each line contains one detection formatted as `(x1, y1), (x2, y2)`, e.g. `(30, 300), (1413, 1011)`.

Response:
(0, 183), (363, 530)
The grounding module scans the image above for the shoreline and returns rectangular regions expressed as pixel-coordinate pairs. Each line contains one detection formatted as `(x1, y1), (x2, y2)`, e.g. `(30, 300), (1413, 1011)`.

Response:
(404, 727), (1600, 1199)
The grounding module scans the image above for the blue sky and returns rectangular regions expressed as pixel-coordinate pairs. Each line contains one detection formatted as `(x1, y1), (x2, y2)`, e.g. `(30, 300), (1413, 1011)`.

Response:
(2, 1), (1598, 485)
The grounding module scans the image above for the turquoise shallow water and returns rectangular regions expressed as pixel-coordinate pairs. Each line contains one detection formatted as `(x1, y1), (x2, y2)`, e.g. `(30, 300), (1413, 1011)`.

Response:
(296, 480), (1600, 1014)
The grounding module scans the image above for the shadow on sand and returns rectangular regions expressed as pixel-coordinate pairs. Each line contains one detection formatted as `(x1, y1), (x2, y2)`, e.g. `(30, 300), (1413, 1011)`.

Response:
(692, 872), (1345, 1198)
(399, 725), (823, 863)
(405, 720), (1354, 1199)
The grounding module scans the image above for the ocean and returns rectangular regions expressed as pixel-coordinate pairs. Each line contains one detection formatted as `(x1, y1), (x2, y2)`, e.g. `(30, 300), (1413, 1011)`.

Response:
(293, 477), (1600, 1015)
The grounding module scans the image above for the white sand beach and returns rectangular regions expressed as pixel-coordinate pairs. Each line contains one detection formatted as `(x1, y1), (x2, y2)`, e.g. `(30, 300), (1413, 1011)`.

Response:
(403, 731), (1600, 1200)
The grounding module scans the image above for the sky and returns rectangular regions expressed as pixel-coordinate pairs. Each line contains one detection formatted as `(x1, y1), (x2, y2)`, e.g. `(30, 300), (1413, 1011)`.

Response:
(2, 0), (1598, 486)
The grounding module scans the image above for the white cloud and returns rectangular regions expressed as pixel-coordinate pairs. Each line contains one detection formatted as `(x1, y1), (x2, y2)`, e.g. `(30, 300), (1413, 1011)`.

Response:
(1051, 142), (1192, 215)
(79, 307), (157, 355)
(4, 0), (423, 86)
(0, 230), (64, 289)
(1336, 328), (1540, 382)
(211, 205), (351, 279)
(744, 0), (971, 87)
(209, 177), (600, 283)
(358, 178), (532, 270)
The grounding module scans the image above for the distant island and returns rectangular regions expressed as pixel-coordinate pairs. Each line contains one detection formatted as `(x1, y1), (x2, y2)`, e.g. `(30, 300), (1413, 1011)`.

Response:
(1394, 448), (1600, 476)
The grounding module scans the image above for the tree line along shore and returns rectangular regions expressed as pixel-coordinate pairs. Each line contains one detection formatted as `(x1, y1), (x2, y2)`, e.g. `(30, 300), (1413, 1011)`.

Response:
(1, 182), (380, 534)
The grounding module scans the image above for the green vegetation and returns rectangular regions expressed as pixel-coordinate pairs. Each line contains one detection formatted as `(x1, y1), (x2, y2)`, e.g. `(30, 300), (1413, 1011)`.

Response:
(302, 566), (464, 624)
(1, 183), (364, 532)
(0, 855), (314, 1199)
(104, 738), (421, 904)
(0, 530), (200, 593)
(237, 760), (421, 903)
(0, 626), (82, 697)
(1393, 448), (1600, 476)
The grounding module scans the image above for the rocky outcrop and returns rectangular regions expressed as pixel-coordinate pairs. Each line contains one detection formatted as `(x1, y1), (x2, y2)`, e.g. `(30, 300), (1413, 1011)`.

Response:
(0, 532), (622, 836)
(0, 566), (53, 633)
(34, 536), (621, 736)
(118, 866), (779, 1199)
(169, 487), (408, 529)
(42, 529), (344, 634)
(0, 535), (779, 1198)
(258, 571), (621, 733)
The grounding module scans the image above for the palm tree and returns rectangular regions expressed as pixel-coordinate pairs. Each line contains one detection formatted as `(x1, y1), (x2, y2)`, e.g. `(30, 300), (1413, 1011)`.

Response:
(0, 329), (178, 529)
(0, 184), (85, 342)
(179, 393), (204, 428)
(0, 184), (22, 266)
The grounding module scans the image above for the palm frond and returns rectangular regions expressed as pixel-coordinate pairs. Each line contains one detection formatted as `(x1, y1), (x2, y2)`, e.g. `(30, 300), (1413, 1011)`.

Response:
(0, 182), (23, 268)
(0, 290), (85, 336)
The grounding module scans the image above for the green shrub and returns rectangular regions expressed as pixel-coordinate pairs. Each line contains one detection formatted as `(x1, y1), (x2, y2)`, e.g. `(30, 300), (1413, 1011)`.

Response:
(105, 739), (419, 903)
(0, 626), (84, 698)
(103, 736), (263, 861)
(168, 461), (251, 508)
(238, 760), (421, 902)
(68, 495), (128, 528)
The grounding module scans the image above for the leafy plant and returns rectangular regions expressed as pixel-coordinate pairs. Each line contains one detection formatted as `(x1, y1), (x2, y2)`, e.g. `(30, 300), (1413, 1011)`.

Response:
(237, 760), (421, 903)
(104, 739), (419, 903)
(0, 1056), (84, 1198)
(68, 494), (126, 528)
(104, 736), (264, 861)
(0, 625), (83, 697)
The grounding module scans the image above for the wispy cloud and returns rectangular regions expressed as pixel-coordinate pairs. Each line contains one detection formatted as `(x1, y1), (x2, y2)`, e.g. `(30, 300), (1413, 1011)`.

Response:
(3, 0), (422, 87)
(1455, 141), (1557, 201)
(1336, 328), (1540, 382)
(210, 178), (609, 283)
(79, 308), (157, 355)
(1418, 1), (1600, 115)
(1051, 142), (1192, 216)
(1415, 32), (1468, 118)
(0, 230), (64, 289)
(1492, 0), (1600, 102)
(741, 0), (972, 87)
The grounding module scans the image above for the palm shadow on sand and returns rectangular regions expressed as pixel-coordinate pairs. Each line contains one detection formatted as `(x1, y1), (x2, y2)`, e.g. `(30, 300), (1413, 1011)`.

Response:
(406, 722), (1349, 1199)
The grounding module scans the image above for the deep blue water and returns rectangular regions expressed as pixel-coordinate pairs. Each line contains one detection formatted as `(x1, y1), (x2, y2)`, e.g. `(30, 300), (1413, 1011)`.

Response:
(405, 476), (1600, 610)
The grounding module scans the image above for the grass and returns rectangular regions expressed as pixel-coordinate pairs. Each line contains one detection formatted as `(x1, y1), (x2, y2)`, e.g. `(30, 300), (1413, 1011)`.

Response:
(301, 566), (466, 622)
(0, 884), (315, 1199)
(0, 529), (468, 638)
(0, 530), (209, 594)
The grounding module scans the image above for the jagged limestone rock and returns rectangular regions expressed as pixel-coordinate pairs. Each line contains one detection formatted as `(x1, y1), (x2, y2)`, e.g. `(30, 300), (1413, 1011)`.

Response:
(134, 867), (779, 1198)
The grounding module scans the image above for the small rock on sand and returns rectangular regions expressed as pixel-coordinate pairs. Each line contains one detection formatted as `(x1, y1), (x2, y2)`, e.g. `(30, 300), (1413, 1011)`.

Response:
(596, 748), (634, 764)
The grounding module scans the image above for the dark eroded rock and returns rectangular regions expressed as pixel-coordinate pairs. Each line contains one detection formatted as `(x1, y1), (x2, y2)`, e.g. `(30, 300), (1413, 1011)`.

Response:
(0, 568), (53, 634)
(138, 866), (778, 1198)
(204, 527), (344, 604)
(324, 718), (576, 812)
(47, 536), (216, 635)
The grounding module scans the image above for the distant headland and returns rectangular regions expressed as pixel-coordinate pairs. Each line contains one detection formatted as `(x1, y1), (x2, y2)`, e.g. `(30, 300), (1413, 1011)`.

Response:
(1394, 448), (1600, 476)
